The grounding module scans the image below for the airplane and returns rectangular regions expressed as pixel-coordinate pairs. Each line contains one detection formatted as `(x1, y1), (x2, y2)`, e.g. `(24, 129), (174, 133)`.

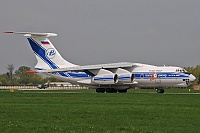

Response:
(4, 31), (196, 93)
(37, 81), (50, 89)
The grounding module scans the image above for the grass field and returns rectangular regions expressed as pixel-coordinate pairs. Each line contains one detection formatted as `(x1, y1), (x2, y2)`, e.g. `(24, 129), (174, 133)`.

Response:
(0, 88), (200, 133)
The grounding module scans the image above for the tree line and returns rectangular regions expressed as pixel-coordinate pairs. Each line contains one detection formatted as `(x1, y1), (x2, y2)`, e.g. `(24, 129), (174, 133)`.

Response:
(0, 65), (59, 86)
(0, 64), (199, 86)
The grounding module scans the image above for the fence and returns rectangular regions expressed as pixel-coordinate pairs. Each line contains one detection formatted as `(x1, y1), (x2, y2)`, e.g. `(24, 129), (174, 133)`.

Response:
(0, 85), (88, 90)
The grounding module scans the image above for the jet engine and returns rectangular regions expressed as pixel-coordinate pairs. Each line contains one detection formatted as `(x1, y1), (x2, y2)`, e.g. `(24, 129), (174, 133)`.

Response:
(116, 68), (135, 83)
(118, 73), (135, 83)
(91, 69), (118, 85)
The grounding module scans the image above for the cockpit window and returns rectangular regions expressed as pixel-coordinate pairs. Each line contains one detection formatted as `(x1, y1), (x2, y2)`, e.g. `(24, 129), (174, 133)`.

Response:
(176, 68), (190, 74)
(184, 69), (187, 72)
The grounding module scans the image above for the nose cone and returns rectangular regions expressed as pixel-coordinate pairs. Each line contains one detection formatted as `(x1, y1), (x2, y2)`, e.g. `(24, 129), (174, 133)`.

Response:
(189, 74), (196, 82)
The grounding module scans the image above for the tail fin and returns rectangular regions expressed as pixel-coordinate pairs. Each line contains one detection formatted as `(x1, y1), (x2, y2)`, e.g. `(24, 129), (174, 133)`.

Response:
(4, 32), (77, 69)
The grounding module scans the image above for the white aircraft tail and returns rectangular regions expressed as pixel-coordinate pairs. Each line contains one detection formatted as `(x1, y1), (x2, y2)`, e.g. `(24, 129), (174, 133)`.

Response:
(4, 32), (77, 70)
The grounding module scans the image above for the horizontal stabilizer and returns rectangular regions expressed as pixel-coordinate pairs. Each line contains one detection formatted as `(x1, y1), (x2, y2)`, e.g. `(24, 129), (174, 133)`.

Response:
(26, 70), (38, 74)
(4, 31), (57, 37)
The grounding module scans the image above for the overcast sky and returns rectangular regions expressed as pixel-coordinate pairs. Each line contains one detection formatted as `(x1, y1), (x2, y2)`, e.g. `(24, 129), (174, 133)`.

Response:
(0, 0), (200, 74)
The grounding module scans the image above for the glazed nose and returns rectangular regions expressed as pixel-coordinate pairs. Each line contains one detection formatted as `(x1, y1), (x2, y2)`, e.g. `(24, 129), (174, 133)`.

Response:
(189, 74), (196, 82)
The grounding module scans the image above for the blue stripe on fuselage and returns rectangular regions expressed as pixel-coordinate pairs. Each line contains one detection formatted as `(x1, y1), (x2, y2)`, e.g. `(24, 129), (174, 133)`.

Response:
(52, 72), (189, 79)
(68, 72), (90, 78)
(134, 72), (189, 79)
(45, 71), (191, 80)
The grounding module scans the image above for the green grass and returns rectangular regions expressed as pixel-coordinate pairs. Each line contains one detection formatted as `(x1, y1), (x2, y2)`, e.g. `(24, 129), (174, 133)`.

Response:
(0, 88), (200, 133)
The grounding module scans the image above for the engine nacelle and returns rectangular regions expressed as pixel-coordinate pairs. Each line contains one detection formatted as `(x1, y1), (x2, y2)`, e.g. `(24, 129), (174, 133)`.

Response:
(92, 74), (118, 85)
(115, 68), (135, 83)
(118, 73), (135, 83)
(91, 69), (118, 85)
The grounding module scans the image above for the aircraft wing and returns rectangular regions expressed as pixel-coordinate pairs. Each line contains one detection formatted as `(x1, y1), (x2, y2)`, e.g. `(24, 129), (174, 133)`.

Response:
(26, 62), (139, 74)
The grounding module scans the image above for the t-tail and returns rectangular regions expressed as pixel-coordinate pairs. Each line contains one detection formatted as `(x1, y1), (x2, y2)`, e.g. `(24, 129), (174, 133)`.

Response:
(4, 32), (77, 70)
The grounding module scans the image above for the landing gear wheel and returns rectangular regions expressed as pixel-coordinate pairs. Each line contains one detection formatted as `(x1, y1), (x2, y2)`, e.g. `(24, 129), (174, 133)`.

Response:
(106, 88), (117, 93)
(96, 88), (105, 93)
(118, 89), (127, 93)
(157, 88), (165, 93)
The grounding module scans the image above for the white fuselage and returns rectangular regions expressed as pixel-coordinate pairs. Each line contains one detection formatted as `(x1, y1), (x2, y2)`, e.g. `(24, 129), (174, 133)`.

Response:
(46, 64), (195, 90)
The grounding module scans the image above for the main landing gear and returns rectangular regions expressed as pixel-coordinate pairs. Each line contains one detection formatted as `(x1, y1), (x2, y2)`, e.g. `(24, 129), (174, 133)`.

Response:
(96, 88), (127, 93)
(96, 88), (105, 93)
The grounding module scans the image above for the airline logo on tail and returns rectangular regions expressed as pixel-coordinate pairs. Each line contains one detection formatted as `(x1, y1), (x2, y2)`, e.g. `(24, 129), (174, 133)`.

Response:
(46, 48), (56, 59)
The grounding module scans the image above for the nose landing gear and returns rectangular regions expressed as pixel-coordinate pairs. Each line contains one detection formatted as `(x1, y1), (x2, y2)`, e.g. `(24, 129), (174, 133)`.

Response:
(156, 88), (165, 93)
